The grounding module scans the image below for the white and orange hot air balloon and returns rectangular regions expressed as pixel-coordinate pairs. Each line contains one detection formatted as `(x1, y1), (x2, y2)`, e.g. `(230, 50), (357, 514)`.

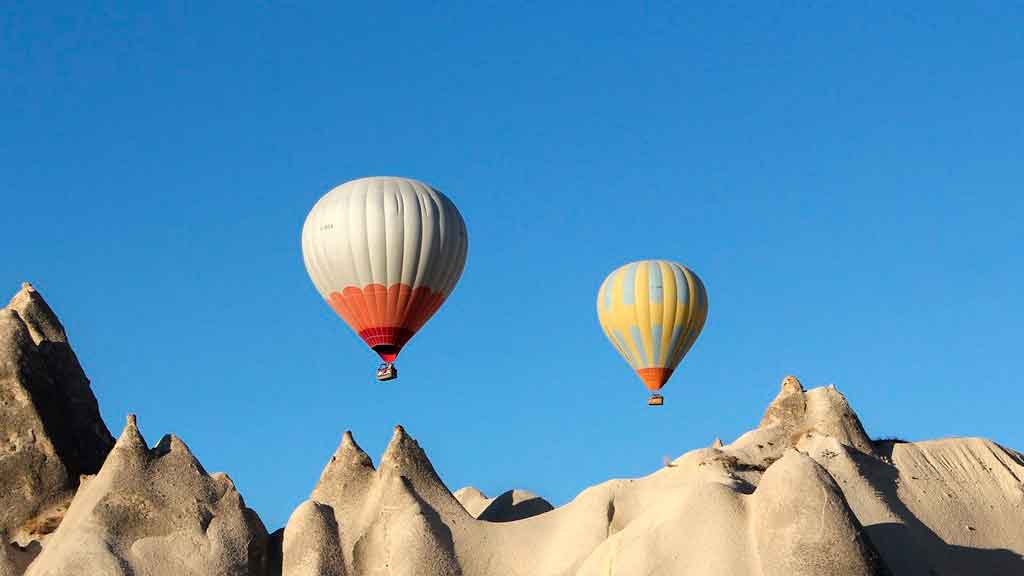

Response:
(301, 177), (468, 381)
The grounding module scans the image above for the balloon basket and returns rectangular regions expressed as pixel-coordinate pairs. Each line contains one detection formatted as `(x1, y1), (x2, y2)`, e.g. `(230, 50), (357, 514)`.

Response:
(376, 363), (398, 382)
(647, 394), (664, 407)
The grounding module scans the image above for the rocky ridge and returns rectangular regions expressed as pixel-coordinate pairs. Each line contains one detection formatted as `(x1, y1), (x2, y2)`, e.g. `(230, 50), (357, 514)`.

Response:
(2, 284), (1023, 575)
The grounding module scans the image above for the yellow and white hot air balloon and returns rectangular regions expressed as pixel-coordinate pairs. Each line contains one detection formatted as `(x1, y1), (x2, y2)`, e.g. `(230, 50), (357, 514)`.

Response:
(596, 260), (708, 405)
(301, 177), (468, 381)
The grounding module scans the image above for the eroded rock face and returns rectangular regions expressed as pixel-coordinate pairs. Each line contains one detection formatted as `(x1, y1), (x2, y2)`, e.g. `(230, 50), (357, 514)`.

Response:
(452, 487), (490, 518)
(281, 501), (344, 576)
(728, 376), (875, 469)
(0, 284), (114, 572)
(287, 421), (890, 576)
(24, 416), (268, 576)
(751, 450), (888, 576)
(282, 426), (466, 576)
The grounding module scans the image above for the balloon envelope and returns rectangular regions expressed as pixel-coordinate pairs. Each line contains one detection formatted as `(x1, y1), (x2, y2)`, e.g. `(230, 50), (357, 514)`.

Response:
(302, 177), (468, 362)
(596, 260), (708, 392)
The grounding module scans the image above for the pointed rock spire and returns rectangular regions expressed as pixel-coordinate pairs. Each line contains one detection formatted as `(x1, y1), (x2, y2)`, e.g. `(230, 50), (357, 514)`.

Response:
(379, 425), (440, 485)
(338, 430), (374, 469)
(759, 375), (807, 430)
(1, 284), (115, 570)
(7, 283), (66, 345)
(0, 283), (114, 478)
(377, 425), (465, 519)
(311, 431), (375, 511)
(109, 413), (148, 463)
(801, 386), (874, 455)
(27, 414), (269, 575)
(380, 425), (429, 471)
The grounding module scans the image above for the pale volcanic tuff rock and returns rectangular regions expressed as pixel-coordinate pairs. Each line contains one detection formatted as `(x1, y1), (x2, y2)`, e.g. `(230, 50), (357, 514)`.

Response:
(451, 486), (490, 518)
(5, 284), (1024, 575)
(453, 487), (553, 522)
(574, 450), (887, 576)
(286, 422), (889, 576)
(0, 284), (114, 574)
(283, 376), (1023, 575)
(24, 415), (269, 576)
(729, 375), (875, 466)
(282, 426), (464, 576)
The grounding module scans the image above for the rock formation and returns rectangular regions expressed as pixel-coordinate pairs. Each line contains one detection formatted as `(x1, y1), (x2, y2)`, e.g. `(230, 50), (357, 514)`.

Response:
(276, 376), (1021, 575)
(453, 488), (553, 522)
(3, 284), (1023, 575)
(278, 384), (890, 575)
(0, 284), (114, 574)
(24, 415), (269, 576)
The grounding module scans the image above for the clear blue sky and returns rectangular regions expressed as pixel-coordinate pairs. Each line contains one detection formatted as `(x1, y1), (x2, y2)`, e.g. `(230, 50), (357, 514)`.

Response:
(3, 3), (1022, 529)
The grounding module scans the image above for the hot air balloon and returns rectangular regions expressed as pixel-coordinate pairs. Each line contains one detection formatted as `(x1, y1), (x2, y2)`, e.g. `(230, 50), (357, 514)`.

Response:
(596, 260), (708, 406)
(301, 177), (468, 381)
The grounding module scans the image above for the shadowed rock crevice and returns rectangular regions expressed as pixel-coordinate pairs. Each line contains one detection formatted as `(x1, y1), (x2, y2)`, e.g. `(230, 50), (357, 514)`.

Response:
(477, 490), (554, 522)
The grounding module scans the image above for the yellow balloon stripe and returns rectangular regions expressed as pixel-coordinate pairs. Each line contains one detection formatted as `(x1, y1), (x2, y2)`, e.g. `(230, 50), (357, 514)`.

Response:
(634, 263), (654, 366)
(657, 260), (676, 366)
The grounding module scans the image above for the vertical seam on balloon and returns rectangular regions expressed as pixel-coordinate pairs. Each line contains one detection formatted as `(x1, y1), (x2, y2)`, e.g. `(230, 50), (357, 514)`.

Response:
(647, 261), (661, 366)
(621, 263), (637, 305)
(347, 186), (374, 333)
(650, 324), (663, 369)
(630, 326), (648, 369)
(432, 187), (448, 294)
(611, 328), (637, 369)
(363, 180), (382, 327)
(683, 272), (708, 359)
(443, 193), (466, 297)
(399, 184), (430, 333)
(381, 179), (391, 325)
(435, 191), (452, 295)
(658, 260), (674, 366)
(311, 196), (333, 296)
(677, 266), (699, 362)
(414, 189), (430, 294)
(604, 324), (628, 363)
(397, 184), (419, 326)
(668, 264), (691, 365)
(433, 193), (447, 296)
(635, 262), (653, 367)
(390, 183), (406, 325)
(322, 191), (342, 291)
(623, 263), (645, 370)
(344, 183), (362, 290)
(407, 185), (431, 327)
(385, 183), (397, 325)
